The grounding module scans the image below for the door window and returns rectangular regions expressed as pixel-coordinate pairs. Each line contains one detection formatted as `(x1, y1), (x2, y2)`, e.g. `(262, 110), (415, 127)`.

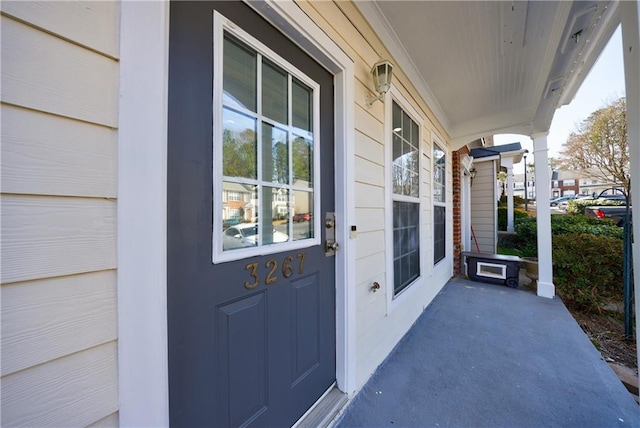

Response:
(214, 23), (320, 262)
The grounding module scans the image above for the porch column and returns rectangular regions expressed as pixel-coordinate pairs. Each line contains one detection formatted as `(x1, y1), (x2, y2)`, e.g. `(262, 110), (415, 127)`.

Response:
(503, 159), (515, 233)
(620, 0), (640, 382)
(531, 132), (555, 298)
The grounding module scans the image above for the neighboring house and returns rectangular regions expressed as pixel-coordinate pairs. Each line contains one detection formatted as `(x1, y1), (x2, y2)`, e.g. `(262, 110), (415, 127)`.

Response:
(513, 174), (536, 201)
(576, 167), (624, 197)
(1, 1), (637, 427)
(551, 170), (581, 198)
(468, 143), (526, 253)
(546, 169), (621, 199)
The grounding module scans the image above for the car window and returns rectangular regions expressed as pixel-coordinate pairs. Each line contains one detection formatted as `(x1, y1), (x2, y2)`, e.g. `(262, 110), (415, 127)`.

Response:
(243, 226), (258, 237)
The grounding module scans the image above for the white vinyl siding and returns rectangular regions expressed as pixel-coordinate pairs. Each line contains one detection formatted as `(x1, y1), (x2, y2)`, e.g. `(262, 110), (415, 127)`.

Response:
(0, 2), (120, 426)
(295, 1), (451, 389)
(470, 161), (497, 253)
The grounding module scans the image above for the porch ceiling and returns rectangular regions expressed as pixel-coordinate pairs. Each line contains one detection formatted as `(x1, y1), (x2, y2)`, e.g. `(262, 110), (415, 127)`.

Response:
(356, 1), (621, 149)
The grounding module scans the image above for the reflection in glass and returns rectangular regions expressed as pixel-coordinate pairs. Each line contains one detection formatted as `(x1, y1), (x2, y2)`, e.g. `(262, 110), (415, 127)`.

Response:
(392, 131), (419, 197)
(292, 136), (313, 187)
(222, 182), (258, 251)
(433, 144), (446, 203)
(262, 123), (288, 184)
(392, 102), (402, 136)
(262, 60), (288, 124)
(292, 78), (312, 132)
(292, 190), (313, 240)
(261, 186), (290, 246)
(223, 108), (257, 179)
(223, 35), (256, 111)
(434, 205), (446, 263)
(393, 201), (420, 294)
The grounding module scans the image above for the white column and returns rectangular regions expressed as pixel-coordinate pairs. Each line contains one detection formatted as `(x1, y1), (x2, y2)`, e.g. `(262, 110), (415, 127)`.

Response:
(503, 159), (515, 233)
(531, 133), (555, 298)
(620, 0), (640, 390)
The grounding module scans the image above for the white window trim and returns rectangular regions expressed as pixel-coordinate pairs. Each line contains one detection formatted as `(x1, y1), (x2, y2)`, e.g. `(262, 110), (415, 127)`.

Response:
(385, 86), (426, 313)
(118, 2), (356, 425)
(212, 11), (321, 263)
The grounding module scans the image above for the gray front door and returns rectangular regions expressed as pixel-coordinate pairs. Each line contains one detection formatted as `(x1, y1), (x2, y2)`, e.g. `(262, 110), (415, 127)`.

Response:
(167, 1), (336, 426)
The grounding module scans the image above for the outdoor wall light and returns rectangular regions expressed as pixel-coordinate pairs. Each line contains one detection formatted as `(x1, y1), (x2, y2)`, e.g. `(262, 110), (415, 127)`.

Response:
(367, 59), (394, 106)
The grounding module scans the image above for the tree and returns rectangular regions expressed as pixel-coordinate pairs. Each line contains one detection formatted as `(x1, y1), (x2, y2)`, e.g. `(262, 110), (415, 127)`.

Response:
(558, 97), (628, 193)
(497, 171), (507, 197)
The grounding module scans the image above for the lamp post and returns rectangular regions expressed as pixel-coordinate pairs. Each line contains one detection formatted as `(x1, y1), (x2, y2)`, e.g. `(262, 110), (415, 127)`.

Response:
(524, 153), (528, 212)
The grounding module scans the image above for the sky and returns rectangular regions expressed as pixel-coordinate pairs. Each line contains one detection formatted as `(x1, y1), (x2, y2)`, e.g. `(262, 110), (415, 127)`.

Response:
(494, 26), (626, 175)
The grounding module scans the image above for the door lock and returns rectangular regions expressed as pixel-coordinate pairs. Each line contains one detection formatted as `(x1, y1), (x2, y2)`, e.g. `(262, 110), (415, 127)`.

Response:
(325, 212), (338, 256)
(325, 240), (339, 253)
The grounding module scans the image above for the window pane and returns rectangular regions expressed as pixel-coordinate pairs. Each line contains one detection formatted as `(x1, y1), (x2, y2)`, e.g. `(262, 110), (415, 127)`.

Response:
(292, 79), (312, 132)
(433, 144), (446, 203)
(223, 108), (257, 179)
(434, 205), (446, 264)
(261, 186), (290, 246)
(223, 35), (256, 112)
(392, 103), (419, 197)
(292, 135), (313, 187)
(262, 123), (288, 184)
(262, 60), (288, 124)
(411, 121), (419, 146)
(292, 190), (313, 240)
(393, 201), (420, 295)
(392, 102), (402, 136)
(222, 182), (257, 252)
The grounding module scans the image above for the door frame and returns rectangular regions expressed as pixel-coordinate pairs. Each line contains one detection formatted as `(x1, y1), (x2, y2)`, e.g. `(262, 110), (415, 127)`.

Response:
(117, 1), (355, 425)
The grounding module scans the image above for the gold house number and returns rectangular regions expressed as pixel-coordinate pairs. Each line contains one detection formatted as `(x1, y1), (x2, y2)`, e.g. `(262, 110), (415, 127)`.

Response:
(244, 252), (306, 289)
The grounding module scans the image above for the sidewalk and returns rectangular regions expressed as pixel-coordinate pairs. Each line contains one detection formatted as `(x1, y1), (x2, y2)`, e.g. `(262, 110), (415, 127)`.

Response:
(335, 278), (639, 427)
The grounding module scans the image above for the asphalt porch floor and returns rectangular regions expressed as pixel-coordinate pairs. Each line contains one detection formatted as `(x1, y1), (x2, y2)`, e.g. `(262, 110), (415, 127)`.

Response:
(335, 277), (639, 427)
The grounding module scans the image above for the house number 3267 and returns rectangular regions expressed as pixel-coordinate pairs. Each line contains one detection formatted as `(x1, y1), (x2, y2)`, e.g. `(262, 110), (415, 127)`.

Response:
(244, 252), (306, 289)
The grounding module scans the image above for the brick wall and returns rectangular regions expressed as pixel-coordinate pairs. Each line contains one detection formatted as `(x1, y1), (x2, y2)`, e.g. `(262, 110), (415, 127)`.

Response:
(452, 146), (469, 275)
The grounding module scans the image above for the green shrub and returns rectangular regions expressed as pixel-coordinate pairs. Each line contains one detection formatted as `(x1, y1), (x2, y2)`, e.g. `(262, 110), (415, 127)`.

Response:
(547, 215), (623, 239)
(503, 215), (622, 257)
(566, 199), (626, 215)
(497, 207), (529, 231)
(499, 194), (526, 207)
(553, 233), (623, 312)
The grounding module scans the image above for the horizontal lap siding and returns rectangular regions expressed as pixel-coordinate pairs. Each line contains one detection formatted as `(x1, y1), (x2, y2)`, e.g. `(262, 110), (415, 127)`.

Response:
(1, 16), (119, 127)
(1, 342), (118, 427)
(0, 2), (119, 426)
(1, 195), (116, 284)
(299, 0), (453, 390)
(1, 105), (117, 198)
(1, 271), (117, 376)
(471, 162), (497, 253)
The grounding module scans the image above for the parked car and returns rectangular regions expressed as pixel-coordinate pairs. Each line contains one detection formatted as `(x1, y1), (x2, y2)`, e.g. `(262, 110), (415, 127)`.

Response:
(584, 205), (632, 227)
(550, 195), (575, 207)
(292, 212), (312, 222)
(223, 223), (288, 250)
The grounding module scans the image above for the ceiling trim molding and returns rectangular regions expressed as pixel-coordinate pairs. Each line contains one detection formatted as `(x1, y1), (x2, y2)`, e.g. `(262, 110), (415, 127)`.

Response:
(450, 121), (535, 151)
(354, 1), (451, 135)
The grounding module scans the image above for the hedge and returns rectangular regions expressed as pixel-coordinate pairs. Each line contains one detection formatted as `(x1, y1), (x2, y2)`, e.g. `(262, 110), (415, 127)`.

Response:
(565, 198), (626, 215)
(499, 215), (625, 312)
(497, 207), (529, 231)
(552, 233), (623, 312)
